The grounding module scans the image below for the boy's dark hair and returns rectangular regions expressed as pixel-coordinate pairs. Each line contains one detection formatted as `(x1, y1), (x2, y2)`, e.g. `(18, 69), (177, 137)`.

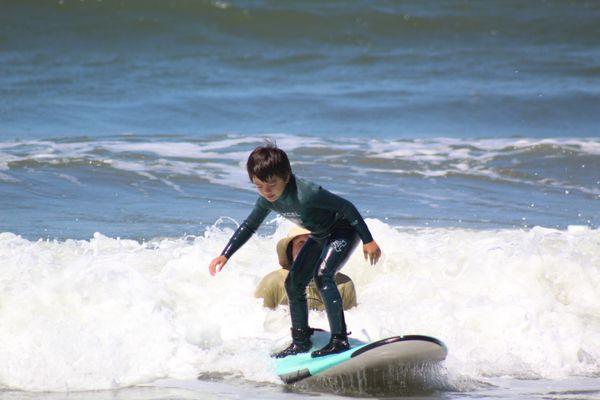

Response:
(246, 141), (292, 182)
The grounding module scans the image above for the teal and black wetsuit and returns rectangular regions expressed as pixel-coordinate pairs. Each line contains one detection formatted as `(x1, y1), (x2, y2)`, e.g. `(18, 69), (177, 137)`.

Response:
(221, 174), (373, 334)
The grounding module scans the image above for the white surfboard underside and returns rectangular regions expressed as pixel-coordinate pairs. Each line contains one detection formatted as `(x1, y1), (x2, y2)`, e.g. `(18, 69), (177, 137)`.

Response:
(318, 337), (447, 377)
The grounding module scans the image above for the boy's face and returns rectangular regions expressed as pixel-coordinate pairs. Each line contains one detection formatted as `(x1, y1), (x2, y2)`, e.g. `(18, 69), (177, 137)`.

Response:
(252, 175), (289, 202)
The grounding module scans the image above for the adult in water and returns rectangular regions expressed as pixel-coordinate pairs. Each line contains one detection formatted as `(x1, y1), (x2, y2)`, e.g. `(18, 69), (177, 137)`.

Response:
(255, 225), (357, 311)
(209, 143), (381, 358)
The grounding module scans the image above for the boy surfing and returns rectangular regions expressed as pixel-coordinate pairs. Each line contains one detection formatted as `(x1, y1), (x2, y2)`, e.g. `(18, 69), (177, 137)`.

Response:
(209, 143), (381, 358)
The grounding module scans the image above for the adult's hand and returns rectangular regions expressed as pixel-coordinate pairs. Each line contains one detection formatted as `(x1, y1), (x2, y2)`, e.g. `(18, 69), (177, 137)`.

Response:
(209, 255), (228, 276)
(363, 241), (382, 265)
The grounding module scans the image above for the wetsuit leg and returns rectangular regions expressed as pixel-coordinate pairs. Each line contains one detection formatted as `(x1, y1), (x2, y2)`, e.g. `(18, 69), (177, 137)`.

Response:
(313, 228), (360, 335)
(284, 237), (323, 330)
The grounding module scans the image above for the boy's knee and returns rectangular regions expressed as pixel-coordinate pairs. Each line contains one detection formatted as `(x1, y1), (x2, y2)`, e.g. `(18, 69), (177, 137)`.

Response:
(284, 273), (293, 293)
(313, 270), (334, 291)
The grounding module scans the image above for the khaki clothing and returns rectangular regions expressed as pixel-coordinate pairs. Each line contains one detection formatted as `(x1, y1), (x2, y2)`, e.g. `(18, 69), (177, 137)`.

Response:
(255, 269), (357, 311)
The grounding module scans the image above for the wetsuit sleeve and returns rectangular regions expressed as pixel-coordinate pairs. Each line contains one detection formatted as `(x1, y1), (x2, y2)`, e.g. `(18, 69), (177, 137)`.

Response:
(310, 188), (374, 244)
(220, 198), (271, 259)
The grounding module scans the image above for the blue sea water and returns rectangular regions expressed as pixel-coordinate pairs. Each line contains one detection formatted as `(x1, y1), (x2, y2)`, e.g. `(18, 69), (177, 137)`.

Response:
(1, 0), (599, 239)
(1, 134), (599, 240)
(0, 0), (599, 397)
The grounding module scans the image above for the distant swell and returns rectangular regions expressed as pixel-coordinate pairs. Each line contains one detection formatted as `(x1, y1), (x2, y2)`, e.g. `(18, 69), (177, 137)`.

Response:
(4, 0), (600, 44)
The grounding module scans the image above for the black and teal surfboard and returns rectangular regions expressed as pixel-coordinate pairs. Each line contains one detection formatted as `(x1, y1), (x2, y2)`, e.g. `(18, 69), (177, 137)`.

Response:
(275, 330), (447, 384)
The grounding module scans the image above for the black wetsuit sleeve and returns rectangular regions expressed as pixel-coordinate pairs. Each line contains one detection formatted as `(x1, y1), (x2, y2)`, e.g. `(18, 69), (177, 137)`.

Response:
(220, 199), (271, 259)
(310, 188), (374, 244)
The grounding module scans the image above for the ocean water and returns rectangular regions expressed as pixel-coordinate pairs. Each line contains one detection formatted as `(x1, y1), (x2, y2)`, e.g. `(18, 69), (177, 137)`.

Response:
(1, 0), (599, 398)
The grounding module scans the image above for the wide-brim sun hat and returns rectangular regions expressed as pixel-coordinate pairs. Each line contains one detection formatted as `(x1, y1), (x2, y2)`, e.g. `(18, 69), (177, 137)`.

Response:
(276, 225), (311, 269)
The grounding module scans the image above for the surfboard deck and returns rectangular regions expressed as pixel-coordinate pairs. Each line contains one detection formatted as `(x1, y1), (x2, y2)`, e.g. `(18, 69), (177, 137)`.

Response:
(275, 330), (447, 384)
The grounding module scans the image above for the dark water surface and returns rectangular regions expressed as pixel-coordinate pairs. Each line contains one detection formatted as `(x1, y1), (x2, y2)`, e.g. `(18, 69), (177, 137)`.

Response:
(1, 0), (599, 138)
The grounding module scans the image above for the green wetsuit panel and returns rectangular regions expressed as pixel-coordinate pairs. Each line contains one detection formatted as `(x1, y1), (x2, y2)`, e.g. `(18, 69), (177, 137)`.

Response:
(221, 175), (373, 259)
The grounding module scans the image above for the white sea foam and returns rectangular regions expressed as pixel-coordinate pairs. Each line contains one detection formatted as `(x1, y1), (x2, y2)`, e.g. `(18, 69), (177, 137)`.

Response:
(0, 220), (598, 391)
(364, 137), (600, 162)
(0, 136), (598, 172)
(0, 136), (594, 166)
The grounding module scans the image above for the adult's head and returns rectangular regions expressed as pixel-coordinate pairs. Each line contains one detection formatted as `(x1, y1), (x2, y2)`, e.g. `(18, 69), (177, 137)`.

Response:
(276, 226), (311, 270)
(247, 142), (291, 202)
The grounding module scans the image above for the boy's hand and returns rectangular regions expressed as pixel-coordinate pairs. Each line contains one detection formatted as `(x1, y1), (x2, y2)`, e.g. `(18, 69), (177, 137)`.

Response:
(209, 255), (228, 276)
(363, 241), (381, 265)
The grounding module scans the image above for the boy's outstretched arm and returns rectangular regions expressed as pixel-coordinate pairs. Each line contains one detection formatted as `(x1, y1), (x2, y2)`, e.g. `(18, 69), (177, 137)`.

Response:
(208, 199), (271, 276)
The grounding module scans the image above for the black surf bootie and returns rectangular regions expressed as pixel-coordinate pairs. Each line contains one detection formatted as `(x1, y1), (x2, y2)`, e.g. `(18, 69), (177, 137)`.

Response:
(311, 333), (350, 358)
(272, 327), (314, 359)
